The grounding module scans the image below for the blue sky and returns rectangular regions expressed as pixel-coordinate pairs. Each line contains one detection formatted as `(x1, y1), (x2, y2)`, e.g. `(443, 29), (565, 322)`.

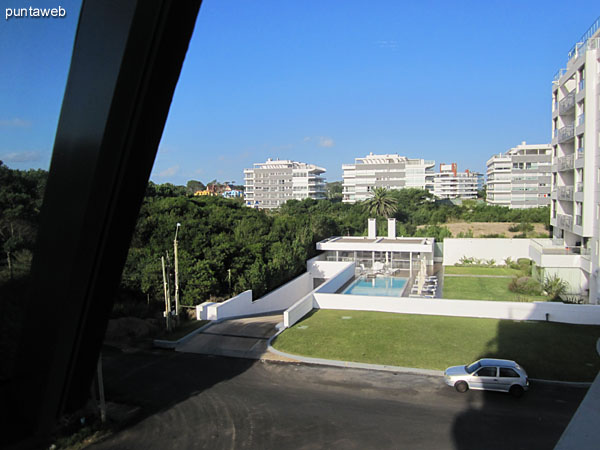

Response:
(1, 1), (599, 184)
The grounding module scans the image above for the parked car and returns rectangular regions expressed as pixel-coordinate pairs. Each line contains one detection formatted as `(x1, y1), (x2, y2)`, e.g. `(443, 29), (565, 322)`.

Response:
(444, 358), (529, 397)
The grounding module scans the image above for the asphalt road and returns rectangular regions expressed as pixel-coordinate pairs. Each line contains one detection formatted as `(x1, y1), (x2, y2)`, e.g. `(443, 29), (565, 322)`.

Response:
(93, 349), (587, 450)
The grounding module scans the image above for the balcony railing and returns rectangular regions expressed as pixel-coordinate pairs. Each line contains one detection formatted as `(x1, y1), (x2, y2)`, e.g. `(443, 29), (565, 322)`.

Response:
(557, 186), (573, 201)
(577, 113), (585, 126)
(576, 182), (584, 192)
(557, 124), (574, 143)
(579, 79), (585, 92)
(557, 154), (574, 171)
(559, 91), (575, 114)
(575, 215), (583, 226)
(557, 213), (573, 230)
(576, 147), (584, 159)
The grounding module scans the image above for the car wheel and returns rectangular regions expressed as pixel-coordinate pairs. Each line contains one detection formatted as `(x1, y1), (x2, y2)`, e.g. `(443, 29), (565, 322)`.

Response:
(455, 381), (468, 393)
(509, 385), (524, 398)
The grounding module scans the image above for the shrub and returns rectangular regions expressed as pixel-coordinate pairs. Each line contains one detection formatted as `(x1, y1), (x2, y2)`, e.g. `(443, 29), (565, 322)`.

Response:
(516, 258), (533, 276)
(508, 222), (534, 233)
(543, 274), (569, 301)
(508, 276), (542, 296)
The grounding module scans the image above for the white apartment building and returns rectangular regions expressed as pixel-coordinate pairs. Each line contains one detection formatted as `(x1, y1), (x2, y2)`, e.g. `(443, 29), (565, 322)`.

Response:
(342, 153), (435, 203)
(486, 142), (552, 208)
(547, 16), (600, 304)
(433, 163), (483, 200)
(244, 159), (326, 209)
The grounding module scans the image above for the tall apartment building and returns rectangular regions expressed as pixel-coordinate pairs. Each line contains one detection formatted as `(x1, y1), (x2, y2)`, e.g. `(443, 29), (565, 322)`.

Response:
(342, 153), (435, 203)
(548, 16), (600, 304)
(243, 159), (326, 209)
(486, 142), (552, 208)
(432, 163), (483, 200)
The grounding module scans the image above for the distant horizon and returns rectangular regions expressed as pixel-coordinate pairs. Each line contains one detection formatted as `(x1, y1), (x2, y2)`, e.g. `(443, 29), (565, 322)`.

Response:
(2, 1), (599, 185)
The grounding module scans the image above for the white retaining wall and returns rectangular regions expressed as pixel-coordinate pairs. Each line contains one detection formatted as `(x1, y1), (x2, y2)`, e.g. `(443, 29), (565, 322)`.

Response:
(284, 294), (315, 328)
(443, 238), (532, 266)
(312, 293), (600, 325)
(201, 272), (313, 321)
(314, 262), (355, 294)
(309, 259), (354, 279)
(283, 261), (355, 327)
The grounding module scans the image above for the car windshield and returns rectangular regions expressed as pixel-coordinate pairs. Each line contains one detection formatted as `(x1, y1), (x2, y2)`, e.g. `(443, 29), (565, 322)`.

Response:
(465, 361), (481, 374)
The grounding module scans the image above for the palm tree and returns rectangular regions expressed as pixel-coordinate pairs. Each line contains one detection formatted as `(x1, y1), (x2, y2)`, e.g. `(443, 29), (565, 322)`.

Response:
(366, 187), (398, 218)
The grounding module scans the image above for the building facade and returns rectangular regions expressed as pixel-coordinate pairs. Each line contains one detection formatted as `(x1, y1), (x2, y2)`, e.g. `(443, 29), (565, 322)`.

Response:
(548, 17), (600, 304)
(243, 159), (326, 209)
(342, 153), (435, 203)
(433, 163), (483, 200)
(486, 142), (552, 208)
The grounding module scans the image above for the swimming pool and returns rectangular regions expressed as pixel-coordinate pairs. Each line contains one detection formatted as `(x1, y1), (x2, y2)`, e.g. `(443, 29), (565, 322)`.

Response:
(342, 276), (408, 297)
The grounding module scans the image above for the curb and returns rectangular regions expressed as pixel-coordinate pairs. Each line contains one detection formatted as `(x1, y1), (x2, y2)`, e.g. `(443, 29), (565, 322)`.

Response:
(153, 321), (214, 349)
(267, 329), (594, 386)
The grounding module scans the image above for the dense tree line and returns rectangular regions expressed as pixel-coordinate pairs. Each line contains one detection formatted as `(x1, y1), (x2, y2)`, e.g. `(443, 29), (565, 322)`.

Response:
(0, 163), (550, 314)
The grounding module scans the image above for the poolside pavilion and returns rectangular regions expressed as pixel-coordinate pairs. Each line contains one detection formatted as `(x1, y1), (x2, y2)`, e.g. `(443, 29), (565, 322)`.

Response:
(316, 218), (435, 279)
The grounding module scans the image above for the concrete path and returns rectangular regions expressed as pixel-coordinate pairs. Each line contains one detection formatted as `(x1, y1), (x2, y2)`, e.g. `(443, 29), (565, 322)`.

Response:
(176, 314), (294, 362)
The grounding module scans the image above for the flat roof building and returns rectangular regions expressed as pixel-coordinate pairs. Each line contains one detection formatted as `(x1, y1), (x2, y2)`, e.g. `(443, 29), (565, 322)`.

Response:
(486, 142), (552, 209)
(244, 159), (326, 209)
(547, 16), (600, 304)
(433, 163), (483, 200)
(342, 153), (435, 203)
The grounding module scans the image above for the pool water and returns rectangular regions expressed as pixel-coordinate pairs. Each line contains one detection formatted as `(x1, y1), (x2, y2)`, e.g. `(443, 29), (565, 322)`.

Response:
(342, 276), (408, 297)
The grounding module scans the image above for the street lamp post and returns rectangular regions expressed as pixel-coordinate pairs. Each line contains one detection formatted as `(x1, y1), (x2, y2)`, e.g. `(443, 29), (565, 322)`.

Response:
(174, 223), (181, 319)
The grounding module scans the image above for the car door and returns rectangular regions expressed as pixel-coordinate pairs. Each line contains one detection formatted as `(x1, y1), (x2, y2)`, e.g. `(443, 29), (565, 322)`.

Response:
(498, 367), (521, 392)
(472, 366), (498, 390)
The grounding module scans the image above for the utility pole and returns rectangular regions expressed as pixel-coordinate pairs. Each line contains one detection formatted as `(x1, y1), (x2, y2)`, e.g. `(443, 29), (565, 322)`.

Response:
(228, 268), (231, 294)
(161, 255), (171, 332)
(174, 223), (181, 319)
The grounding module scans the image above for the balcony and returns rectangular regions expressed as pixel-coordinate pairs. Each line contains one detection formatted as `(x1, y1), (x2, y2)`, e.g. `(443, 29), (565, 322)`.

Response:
(579, 79), (585, 92)
(556, 154), (574, 171)
(557, 185), (573, 201)
(576, 147), (584, 159)
(558, 91), (575, 114)
(557, 213), (573, 230)
(557, 124), (574, 143)
(576, 182), (584, 192)
(575, 215), (583, 226)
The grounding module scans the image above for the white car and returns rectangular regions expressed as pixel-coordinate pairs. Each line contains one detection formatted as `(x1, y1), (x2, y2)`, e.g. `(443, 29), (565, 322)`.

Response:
(444, 358), (529, 397)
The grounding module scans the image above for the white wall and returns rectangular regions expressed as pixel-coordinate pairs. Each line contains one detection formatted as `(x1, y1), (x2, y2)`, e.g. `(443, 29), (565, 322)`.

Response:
(312, 293), (600, 325)
(314, 262), (355, 294)
(309, 260), (355, 279)
(443, 238), (532, 265)
(282, 261), (355, 327)
(206, 272), (312, 321)
(284, 293), (315, 328)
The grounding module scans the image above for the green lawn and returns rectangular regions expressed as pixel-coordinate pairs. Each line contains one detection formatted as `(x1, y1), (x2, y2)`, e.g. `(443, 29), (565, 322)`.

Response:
(272, 310), (600, 381)
(442, 276), (547, 302)
(444, 266), (524, 276)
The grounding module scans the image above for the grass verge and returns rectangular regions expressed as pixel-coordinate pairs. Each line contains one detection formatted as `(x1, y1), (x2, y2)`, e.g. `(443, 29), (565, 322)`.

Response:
(442, 276), (547, 302)
(272, 309), (600, 381)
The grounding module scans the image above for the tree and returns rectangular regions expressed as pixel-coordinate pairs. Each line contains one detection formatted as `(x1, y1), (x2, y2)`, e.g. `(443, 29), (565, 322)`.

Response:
(186, 179), (205, 195)
(365, 187), (398, 218)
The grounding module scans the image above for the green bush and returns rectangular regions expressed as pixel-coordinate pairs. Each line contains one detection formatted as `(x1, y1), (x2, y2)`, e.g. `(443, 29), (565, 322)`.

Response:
(516, 258), (533, 276)
(508, 222), (534, 233)
(543, 274), (569, 301)
(508, 276), (543, 296)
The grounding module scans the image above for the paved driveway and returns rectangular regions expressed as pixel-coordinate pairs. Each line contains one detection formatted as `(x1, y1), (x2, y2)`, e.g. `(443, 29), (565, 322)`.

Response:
(176, 314), (292, 361)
